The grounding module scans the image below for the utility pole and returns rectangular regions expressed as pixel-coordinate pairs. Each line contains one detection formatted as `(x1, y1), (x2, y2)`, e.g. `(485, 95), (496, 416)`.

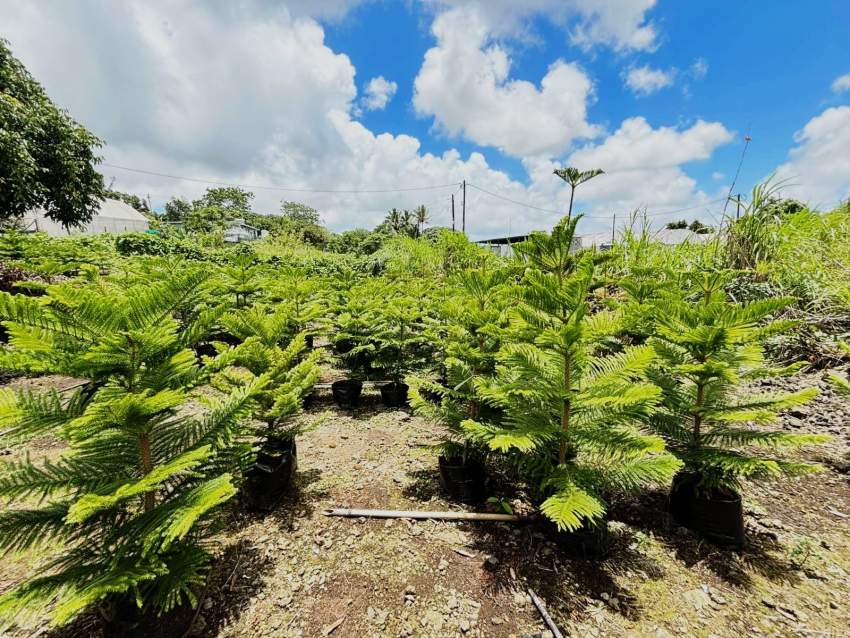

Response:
(735, 194), (742, 220)
(611, 213), (616, 246)
(462, 179), (466, 235)
(451, 194), (455, 232)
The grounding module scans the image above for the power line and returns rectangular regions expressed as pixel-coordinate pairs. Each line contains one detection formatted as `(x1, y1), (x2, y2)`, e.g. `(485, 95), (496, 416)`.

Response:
(467, 182), (727, 220)
(102, 163), (460, 194)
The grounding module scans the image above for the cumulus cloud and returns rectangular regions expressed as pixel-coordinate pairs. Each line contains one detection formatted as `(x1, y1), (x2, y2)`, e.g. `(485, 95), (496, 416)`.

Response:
(360, 76), (398, 111)
(832, 73), (850, 94)
(548, 117), (733, 218)
(425, 0), (658, 52)
(774, 106), (850, 206)
(414, 5), (601, 158)
(623, 64), (674, 95)
(0, 0), (730, 239)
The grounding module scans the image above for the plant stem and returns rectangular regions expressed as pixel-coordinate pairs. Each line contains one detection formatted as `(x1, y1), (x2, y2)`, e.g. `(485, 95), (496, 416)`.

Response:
(559, 352), (572, 464)
(140, 433), (155, 512)
(692, 382), (705, 448)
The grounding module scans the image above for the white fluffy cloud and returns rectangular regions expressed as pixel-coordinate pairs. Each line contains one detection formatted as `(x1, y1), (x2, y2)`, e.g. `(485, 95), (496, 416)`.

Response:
(360, 76), (398, 111)
(623, 65), (674, 96)
(832, 73), (850, 94)
(525, 118), (734, 222)
(0, 0), (730, 239)
(425, 0), (658, 51)
(774, 106), (850, 206)
(414, 6), (601, 158)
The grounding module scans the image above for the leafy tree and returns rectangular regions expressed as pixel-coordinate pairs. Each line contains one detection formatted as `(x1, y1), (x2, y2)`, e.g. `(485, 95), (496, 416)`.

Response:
(327, 229), (384, 255)
(553, 167), (604, 222)
(666, 220), (688, 230)
(162, 197), (192, 223)
(648, 271), (827, 492)
(105, 189), (150, 214)
(192, 187), (253, 214)
(280, 201), (320, 227)
(377, 208), (417, 238)
(464, 216), (680, 531)
(0, 271), (262, 627)
(0, 38), (104, 228)
(688, 219), (712, 234)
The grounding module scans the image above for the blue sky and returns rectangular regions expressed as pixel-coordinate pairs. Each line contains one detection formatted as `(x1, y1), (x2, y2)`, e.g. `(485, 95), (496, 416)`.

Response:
(3, 1), (849, 237)
(329, 1), (850, 208)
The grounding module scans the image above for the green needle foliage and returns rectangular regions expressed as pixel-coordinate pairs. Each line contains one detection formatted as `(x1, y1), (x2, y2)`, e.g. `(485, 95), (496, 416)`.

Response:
(647, 271), (827, 492)
(0, 271), (265, 628)
(464, 216), (680, 532)
(210, 303), (321, 443)
(365, 280), (434, 383)
(408, 265), (510, 459)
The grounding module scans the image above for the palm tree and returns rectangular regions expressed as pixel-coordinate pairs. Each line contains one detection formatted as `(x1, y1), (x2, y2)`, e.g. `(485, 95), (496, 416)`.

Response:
(554, 167), (605, 222)
(414, 205), (429, 237)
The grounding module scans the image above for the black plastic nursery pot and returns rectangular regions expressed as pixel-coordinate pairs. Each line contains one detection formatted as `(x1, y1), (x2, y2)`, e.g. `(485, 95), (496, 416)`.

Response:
(543, 516), (611, 559)
(668, 471), (745, 549)
(379, 381), (409, 407)
(304, 334), (314, 350)
(242, 440), (298, 512)
(105, 596), (193, 637)
(332, 379), (363, 408)
(438, 455), (486, 503)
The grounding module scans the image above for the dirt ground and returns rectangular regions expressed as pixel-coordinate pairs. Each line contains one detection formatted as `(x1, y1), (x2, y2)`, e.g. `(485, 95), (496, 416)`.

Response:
(2, 371), (850, 638)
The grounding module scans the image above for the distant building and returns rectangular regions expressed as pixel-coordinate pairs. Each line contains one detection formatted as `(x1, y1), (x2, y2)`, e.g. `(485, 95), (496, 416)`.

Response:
(478, 227), (711, 257)
(223, 218), (262, 243)
(21, 198), (150, 236)
(476, 234), (536, 258)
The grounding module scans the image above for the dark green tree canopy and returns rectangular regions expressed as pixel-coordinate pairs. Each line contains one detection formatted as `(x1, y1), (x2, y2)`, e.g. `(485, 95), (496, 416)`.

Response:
(0, 39), (104, 228)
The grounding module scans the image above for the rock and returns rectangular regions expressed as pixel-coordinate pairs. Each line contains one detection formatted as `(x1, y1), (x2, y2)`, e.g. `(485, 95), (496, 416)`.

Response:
(438, 558), (449, 570)
(683, 588), (711, 611)
(422, 610), (444, 630)
(459, 619), (471, 633)
(484, 555), (500, 570)
(491, 616), (504, 625)
(447, 596), (458, 610)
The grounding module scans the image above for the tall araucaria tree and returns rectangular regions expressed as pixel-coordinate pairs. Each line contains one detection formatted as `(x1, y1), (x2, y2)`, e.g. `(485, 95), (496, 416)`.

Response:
(464, 215), (680, 532)
(0, 270), (265, 628)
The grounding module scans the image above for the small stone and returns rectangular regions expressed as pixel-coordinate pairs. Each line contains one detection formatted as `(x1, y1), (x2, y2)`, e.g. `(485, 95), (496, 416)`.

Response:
(491, 616), (504, 625)
(438, 558), (449, 570)
(761, 597), (777, 609)
(447, 596), (458, 610)
(459, 619), (471, 633)
(484, 555), (499, 570)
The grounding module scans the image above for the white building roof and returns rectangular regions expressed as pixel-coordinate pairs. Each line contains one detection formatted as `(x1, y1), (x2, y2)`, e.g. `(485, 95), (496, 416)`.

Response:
(21, 198), (150, 236)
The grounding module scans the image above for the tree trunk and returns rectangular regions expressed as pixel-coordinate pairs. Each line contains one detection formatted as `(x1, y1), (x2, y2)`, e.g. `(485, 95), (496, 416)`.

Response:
(559, 354), (572, 464)
(140, 434), (155, 512)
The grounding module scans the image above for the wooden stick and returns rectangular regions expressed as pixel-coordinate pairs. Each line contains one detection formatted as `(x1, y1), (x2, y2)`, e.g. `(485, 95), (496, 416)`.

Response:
(528, 588), (564, 638)
(322, 508), (521, 522)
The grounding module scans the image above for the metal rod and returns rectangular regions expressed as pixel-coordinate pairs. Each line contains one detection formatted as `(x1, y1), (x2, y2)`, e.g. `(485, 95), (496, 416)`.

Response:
(323, 508), (521, 522)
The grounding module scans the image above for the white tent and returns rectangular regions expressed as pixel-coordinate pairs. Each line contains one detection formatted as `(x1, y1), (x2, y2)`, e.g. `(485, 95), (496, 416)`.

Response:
(21, 198), (150, 236)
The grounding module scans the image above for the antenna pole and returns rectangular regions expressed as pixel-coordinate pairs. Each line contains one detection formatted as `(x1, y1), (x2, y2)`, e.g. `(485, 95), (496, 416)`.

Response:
(451, 194), (455, 231)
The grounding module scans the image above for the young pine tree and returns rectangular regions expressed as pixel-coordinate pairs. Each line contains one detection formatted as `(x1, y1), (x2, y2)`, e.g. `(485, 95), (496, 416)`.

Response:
(648, 271), (827, 493)
(0, 271), (264, 628)
(408, 265), (510, 460)
(209, 303), (321, 445)
(464, 216), (681, 532)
